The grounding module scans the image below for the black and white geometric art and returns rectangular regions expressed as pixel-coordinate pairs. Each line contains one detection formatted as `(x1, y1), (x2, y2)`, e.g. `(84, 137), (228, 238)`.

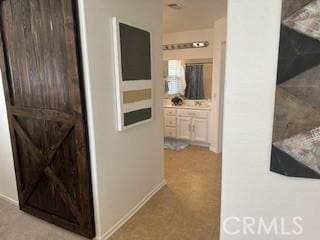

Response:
(271, 0), (320, 179)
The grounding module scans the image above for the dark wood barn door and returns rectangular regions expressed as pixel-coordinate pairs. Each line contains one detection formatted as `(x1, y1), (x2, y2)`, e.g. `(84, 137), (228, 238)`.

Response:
(0, 0), (95, 238)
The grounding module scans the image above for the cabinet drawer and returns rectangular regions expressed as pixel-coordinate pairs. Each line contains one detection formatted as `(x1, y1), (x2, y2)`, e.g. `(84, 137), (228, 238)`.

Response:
(165, 127), (176, 138)
(164, 108), (177, 116)
(164, 116), (177, 127)
(178, 109), (208, 119)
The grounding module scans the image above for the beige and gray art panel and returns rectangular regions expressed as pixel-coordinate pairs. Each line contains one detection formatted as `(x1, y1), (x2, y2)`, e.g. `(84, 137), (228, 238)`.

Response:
(271, 0), (320, 179)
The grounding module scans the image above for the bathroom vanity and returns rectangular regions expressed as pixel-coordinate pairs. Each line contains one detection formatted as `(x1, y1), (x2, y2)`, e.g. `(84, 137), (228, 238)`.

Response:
(163, 57), (213, 147)
(164, 103), (211, 147)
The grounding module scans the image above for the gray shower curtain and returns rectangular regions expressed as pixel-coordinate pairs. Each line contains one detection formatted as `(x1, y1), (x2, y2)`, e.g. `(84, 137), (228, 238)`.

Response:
(185, 65), (205, 99)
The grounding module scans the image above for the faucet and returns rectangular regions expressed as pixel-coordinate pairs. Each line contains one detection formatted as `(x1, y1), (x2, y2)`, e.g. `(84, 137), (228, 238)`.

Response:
(195, 100), (202, 106)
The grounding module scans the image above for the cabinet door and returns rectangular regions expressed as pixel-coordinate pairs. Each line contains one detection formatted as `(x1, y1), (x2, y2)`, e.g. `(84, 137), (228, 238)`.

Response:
(192, 118), (208, 142)
(177, 117), (192, 140)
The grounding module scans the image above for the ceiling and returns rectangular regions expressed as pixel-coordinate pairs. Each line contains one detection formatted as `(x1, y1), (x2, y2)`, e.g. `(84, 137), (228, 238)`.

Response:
(163, 0), (227, 33)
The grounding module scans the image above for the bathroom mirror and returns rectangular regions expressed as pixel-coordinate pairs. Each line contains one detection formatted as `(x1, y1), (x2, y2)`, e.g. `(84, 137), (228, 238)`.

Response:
(163, 58), (213, 100)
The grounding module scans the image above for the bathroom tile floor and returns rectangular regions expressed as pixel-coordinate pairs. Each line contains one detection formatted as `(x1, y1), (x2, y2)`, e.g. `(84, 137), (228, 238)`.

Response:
(0, 146), (221, 240)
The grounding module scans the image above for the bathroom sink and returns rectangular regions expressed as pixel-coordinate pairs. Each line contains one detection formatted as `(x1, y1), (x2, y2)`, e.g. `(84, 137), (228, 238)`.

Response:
(183, 101), (211, 108)
(163, 103), (211, 110)
(163, 99), (211, 110)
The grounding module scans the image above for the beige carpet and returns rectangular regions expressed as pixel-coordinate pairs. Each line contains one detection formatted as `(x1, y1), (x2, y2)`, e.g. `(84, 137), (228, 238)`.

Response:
(0, 146), (221, 240)
(0, 199), (86, 240)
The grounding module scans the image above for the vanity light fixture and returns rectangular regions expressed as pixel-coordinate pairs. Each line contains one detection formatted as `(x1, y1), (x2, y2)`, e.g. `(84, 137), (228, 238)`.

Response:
(163, 41), (209, 51)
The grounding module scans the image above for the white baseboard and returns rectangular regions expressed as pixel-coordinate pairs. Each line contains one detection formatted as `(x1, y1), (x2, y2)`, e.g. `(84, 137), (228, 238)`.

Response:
(191, 142), (210, 148)
(0, 193), (19, 206)
(0, 181), (167, 240)
(96, 180), (167, 240)
(210, 146), (217, 152)
(210, 145), (221, 153)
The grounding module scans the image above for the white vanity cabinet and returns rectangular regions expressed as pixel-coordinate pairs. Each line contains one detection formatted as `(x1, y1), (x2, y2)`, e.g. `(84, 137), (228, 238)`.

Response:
(164, 106), (210, 146)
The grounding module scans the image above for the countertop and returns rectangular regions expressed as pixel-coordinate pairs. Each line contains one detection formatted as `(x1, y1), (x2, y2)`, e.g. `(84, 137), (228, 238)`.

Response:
(163, 104), (211, 111)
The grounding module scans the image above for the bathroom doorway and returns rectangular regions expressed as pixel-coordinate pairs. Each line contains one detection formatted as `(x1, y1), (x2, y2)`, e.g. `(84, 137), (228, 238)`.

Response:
(161, 0), (227, 239)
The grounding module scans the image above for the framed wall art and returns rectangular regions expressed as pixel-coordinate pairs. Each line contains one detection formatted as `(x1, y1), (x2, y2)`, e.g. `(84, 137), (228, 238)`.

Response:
(112, 17), (153, 131)
(271, 0), (320, 179)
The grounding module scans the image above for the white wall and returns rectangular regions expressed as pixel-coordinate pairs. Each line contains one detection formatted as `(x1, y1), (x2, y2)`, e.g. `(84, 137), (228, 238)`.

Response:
(210, 17), (227, 153)
(163, 28), (214, 60)
(221, 0), (320, 239)
(78, 0), (164, 238)
(0, 75), (18, 203)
